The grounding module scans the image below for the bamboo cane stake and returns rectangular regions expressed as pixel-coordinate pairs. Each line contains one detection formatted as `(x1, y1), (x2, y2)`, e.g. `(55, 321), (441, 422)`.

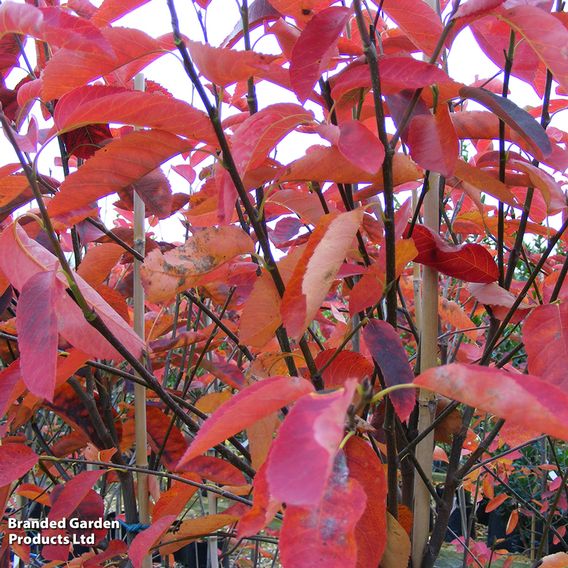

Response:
(412, 2), (441, 563)
(133, 73), (151, 568)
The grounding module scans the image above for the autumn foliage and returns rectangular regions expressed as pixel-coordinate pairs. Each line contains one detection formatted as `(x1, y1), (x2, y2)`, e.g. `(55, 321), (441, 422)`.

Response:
(0, 0), (568, 566)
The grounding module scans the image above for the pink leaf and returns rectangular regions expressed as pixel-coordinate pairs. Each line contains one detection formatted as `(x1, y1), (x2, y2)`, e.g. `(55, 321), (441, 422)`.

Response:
(380, 0), (443, 57)
(128, 515), (175, 568)
(523, 303), (568, 389)
(17, 270), (60, 401)
(279, 452), (366, 568)
(407, 105), (459, 177)
(0, 444), (38, 486)
(49, 470), (105, 522)
(290, 6), (352, 103)
(337, 120), (385, 175)
(496, 5), (568, 94)
(266, 380), (357, 506)
(232, 103), (313, 176)
(187, 40), (279, 87)
(415, 364), (568, 442)
(0, 3), (112, 55)
(177, 376), (314, 468)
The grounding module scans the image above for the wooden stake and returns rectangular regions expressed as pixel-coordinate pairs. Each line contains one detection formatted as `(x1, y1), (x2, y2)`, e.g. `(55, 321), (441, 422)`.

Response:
(412, 2), (441, 563)
(133, 73), (151, 568)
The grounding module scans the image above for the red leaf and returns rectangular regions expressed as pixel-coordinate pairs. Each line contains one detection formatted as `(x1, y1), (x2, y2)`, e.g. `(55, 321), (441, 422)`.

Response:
(54, 85), (216, 145)
(47, 130), (193, 228)
(0, 361), (23, 418)
(345, 436), (387, 568)
(41, 28), (170, 100)
(459, 86), (551, 158)
(380, 0), (443, 57)
(269, 0), (333, 21)
(0, 3), (112, 55)
(266, 380), (357, 506)
(523, 303), (568, 389)
(179, 456), (247, 486)
(232, 103), (313, 176)
(146, 406), (187, 470)
(453, 160), (517, 207)
(177, 376), (314, 468)
(16, 270), (60, 402)
(332, 56), (452, 102)
(337, 120), (385, 174)
(200, 356), (246, 390)
(407, 105), (459, 177)
(281, 209), (364, 339)
(314, 349), (374, 389)
(91, 0), (151, 26)
(363, 320), (415, 423)
(187, 40), (279, 87)
(415, 364), (568, 442)
(49, 470), (105, 522)
(279, 452), (366, 568)
(409, 224), (499, 283)
(60, 123), (112, 160)
(152, 473), (200, 521)
(455, 0), (505, 19)
(0, 444), (38, 486)
(289, 6), (351, 103)
(496, 5), (568, 94)
(281, 144), (422, 185)
(128, 515), (175, 568)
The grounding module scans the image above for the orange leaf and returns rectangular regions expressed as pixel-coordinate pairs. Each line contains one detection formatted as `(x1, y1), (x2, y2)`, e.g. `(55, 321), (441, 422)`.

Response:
(42, 28), (172, 100)
(158, 512), (241, 555)
(54, 85), (215, 145)
(188, 40), (279, 86)
(506, 509), (519, 534)
(152, 473), (200, 521)
(281, 209), (364, 339)
(281, 145), (422, 185)
(48, 130), (193, 228)
(141, 225), (254, 303)
(77, 243), (124, 288)
(486, 493), (509, 513)
(178, 376), (314, 468)
(539, 552), (568, 567)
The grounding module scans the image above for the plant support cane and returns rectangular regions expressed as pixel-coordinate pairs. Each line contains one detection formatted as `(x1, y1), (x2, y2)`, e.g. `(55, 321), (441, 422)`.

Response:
(412, 2), (441, 564)
(133, 73), (151, 568)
